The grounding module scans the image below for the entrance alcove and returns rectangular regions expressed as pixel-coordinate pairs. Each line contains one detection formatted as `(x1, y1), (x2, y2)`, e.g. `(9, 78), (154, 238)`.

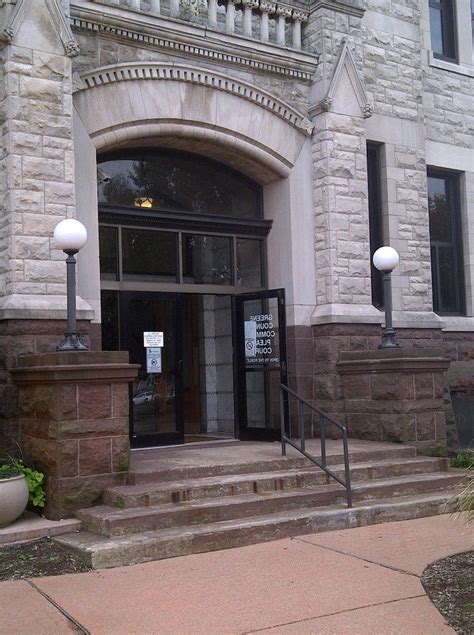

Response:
(72, 62), (316, 448)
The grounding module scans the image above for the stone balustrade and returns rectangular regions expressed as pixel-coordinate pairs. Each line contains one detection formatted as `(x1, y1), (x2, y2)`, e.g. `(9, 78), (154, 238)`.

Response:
(89, 0), (308, 50)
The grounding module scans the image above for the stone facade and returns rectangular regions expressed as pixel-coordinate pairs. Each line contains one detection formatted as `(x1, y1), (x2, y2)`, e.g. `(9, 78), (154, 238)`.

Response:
(0, 0), (473, 451)
(12, 351), (138, 519)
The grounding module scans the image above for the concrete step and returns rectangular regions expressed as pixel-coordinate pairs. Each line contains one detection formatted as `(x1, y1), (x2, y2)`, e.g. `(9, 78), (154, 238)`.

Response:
(77, 471), (465, 537)
(104, 457), (449, 509)
(128, 444), (417, 484)
(54, 491), (461, 569)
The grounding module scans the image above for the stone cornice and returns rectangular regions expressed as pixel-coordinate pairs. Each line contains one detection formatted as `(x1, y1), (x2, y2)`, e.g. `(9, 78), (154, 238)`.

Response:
(70, 1), (318, 81)
(309, 0), (364, 18)
(75, 62), (315, 136)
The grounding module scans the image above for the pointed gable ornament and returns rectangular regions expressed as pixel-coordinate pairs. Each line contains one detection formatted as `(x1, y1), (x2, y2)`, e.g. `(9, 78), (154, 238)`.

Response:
(0, 0), (79, 57)
(310, 39), (372, 118)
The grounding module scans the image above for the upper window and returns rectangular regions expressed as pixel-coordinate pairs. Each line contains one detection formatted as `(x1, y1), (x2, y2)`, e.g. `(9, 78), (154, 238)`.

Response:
(428, 170), (464, 315)
(429, 0), (457, 61)
(98, 150), (262, 219)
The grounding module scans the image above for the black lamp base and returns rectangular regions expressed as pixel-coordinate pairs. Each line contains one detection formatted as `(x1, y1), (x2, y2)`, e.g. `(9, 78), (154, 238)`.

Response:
(378, 329), (401, 349)
(56, 333), (89, 352)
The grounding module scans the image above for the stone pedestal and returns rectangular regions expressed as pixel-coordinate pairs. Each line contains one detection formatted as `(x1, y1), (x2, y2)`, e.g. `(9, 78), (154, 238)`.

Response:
(12, 352), (139, 520)
(337, 349), (451, 450)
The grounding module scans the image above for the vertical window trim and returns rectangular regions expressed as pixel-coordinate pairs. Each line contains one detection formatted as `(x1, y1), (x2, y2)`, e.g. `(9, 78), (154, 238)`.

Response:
(428, 169), (465, 316)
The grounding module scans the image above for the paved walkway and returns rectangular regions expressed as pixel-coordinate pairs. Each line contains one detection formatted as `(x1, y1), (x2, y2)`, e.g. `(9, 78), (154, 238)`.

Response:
(1, 514), (473, 634)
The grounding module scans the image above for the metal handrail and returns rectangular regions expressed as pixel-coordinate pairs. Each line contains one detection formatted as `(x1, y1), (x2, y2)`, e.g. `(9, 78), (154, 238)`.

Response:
(280, 384), (352, 508)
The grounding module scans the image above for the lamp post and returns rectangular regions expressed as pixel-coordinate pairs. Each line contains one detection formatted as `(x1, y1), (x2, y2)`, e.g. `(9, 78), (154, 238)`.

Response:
(54, 219), (89, 352)
(373, 246), (401, 349)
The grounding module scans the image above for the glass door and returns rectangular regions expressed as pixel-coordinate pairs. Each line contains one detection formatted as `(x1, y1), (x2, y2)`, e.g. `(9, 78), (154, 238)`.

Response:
(234, 289), (288, 440)
(121, 292), (184, 447)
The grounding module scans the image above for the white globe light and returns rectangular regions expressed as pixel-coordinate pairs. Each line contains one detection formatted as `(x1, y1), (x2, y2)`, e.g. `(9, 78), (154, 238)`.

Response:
(54, 219), (88, 252)
(372, 246), (399, 273)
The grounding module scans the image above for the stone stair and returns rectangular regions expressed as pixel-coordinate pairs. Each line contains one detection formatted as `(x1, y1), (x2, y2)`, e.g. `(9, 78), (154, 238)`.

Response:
(54, 444), (467, 569)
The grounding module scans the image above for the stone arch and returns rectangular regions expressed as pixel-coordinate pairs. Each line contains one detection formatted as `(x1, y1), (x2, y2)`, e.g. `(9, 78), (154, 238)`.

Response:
(73, 62), (313, 183)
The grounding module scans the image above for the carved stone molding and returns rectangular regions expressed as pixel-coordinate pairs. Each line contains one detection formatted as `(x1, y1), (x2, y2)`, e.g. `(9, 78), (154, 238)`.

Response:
(0, 0), (80, 57)
(309, 0), (365, 18)
(309, 39), (372, 119)
(76, 62), (315, 136)
(70, 4), (317, 80)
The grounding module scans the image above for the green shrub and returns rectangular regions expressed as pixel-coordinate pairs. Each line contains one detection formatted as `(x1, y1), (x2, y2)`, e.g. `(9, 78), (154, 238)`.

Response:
(458, 472), (474, 523)
(451, 451), (474, 469)
(0, 459), (46, 509)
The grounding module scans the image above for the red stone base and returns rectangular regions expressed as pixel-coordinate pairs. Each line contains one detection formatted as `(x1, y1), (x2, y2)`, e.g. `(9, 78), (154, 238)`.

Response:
(337, 349), (450, 449)
(0, 319), (101, 441)
(12, 351), (138, 520)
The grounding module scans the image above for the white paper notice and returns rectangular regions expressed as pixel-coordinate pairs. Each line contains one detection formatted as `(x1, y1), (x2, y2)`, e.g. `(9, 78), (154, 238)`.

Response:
(143, 332), (164, 348)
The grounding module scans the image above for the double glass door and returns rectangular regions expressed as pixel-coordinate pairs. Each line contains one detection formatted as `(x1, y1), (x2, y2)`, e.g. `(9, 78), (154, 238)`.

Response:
(114, 289), (288, 447)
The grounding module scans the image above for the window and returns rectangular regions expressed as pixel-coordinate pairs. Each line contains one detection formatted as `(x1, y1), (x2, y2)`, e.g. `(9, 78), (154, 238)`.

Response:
(98, 150), (269, 291)
(429, 0), (457, 61)
(428, 170), (464, 315)
(367, 143), (384, 309)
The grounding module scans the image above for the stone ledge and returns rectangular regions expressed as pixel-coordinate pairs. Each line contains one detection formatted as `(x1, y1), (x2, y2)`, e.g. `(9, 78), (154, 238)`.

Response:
(12, 352), (140, 384)
(337, 350), (451, 374)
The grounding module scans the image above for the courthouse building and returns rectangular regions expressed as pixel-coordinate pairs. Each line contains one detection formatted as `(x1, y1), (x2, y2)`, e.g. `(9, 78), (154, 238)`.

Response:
(0, 0), (473, 452)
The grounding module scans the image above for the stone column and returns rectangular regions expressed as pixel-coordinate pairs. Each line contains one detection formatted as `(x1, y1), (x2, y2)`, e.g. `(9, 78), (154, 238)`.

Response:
(259, 2), (275, 43)
(13, 352), (139, 520)
(0, 1), (96, 442)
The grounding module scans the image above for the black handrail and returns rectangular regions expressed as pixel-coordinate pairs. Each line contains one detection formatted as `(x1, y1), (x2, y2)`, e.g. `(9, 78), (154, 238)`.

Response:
(280, 384), (352, 508)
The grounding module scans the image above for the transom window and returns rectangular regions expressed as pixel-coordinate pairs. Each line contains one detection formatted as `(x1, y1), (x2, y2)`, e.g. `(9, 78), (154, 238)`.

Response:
(98, 150), (269, 292)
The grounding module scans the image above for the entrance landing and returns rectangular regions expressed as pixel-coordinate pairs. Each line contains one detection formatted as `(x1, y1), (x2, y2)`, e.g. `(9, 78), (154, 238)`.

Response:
(129, 439), (420, 484)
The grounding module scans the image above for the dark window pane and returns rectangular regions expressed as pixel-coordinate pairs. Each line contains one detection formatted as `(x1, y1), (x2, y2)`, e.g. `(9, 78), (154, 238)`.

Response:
(99, 225), (118, 279)
(98, 151), (261, 218)
(430, 7), (444, 55)
(237, 239), (263, 288)
(438, 247), (457, 311)
(367, 143), (384, 309)
(101, 290), (119, 350)
(183, 235), (232, 285)
(122, 229), (177, 281)
(428, 176), (453, 242)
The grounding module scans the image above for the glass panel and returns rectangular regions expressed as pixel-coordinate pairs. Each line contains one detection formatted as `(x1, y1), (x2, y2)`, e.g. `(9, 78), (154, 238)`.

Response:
(198, 295), (234, 437)
(246, 372), (267, 428)
(182, 234), (232, 286)
(428, 175), (452, 242)
(439, 246), (457, 312)
(100, 290), (119, 351)
(99, 226), (118, 280)
(125, 296), (177, 437)
(122, 229), (177, 281)
(243, 298), (281, 370)
(237, 238), (263, 288)
(98, 151), (261, 218)
(430, 6), (444, 55)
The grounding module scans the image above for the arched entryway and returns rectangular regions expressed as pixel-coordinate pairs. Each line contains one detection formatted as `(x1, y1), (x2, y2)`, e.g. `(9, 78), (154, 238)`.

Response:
(72, 61), (314, 447)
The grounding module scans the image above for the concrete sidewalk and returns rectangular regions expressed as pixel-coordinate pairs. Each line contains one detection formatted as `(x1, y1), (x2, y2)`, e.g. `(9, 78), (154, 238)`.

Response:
(1, 514), (472, 634)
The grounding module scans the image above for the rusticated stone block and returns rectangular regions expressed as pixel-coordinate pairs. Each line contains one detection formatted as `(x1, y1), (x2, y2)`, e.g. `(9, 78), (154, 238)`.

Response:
(79, 438), (111, 476)
(416, 412), (436, 441)
(371, 373), (414, 401)
(340, 374), (370, 399)
(415, 373), (434, 399)
(112, 384), (130, 418)
(112, 436), (130, 473)
(78, 384), (112, 420)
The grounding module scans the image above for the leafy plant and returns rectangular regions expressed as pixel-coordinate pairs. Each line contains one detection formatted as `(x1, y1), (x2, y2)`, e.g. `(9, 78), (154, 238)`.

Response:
(451, 451), (474, 470)
(0, 449), (46, 509)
